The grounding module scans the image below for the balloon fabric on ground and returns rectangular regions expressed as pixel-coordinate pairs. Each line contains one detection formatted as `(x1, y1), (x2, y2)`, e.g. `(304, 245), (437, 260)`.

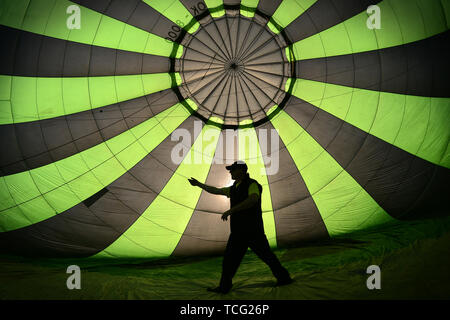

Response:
(0, 0), (449, 299)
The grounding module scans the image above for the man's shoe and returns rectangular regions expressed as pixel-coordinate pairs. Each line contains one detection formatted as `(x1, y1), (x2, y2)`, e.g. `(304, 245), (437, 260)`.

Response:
(207, 286), (231, 294)
(275, 277), (294, 287)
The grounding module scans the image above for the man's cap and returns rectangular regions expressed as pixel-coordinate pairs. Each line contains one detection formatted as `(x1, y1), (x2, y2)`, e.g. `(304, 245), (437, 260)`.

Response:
(226, 160), (248, 171)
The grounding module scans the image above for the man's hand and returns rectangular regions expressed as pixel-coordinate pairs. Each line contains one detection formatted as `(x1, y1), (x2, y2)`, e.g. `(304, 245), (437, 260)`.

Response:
(188, 177), (201, 187)
(221, 209), (232, 221)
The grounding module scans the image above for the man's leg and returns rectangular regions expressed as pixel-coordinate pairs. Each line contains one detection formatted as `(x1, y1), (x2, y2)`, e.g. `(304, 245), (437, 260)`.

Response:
(217, 233), (248, 292)
(249, 234), (292, 285)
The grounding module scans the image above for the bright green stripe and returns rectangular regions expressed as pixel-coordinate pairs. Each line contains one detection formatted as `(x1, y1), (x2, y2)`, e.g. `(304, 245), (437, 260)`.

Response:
(240, 0), (259, 5)
(142, 0), (199, 33)
(270, 110), (395, 236)
(290, 79), (450, 168)
(268, 0), (317, 34)
(238, 127), (277, 248)
(240, 0), (259, 17)
(94, 124), (222, 259)
(204, 0), (222, 6)
(0, 73), (173, 124)
(0, 0), (174, 57)
(204, 0), (225, 17)
(0, 103), (190, 232)
(291, 0), (448, 60)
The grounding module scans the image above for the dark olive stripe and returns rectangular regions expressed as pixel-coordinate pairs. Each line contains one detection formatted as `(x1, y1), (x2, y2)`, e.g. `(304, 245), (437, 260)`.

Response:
(223, 0), (241, 6)
(284, 95), (450, 220)
(256, 0), (283, 17)
(0, 25), (170, 77)
(172, 129), (235, 257)
(0, 116), (201, 258)
(179, 0), (210, 21)
(283, 0), (382, 44)
(296, 30), (450, 97)
(72, 0), (177, 40)
(0, 89), (179, 176)
(255, 121), (329, 247)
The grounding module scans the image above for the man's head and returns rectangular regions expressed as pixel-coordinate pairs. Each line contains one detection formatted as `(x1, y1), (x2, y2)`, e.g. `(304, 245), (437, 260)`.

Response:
(226, 160), (248, 181)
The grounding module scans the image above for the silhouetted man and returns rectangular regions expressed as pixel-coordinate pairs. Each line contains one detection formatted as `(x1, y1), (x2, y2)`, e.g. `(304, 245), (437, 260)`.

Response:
(188, 160), (292, 294)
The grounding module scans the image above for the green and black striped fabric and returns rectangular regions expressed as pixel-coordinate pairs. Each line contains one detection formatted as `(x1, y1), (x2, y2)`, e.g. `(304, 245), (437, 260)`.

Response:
(0, 0), (448, 259)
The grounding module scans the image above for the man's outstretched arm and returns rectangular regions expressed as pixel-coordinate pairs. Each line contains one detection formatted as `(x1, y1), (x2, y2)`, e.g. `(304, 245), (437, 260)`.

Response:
(188, 177), (227, 196)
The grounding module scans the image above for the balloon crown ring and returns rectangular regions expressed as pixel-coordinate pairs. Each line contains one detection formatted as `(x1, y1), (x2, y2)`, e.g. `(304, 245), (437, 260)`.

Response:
(167, 5), (297, 129)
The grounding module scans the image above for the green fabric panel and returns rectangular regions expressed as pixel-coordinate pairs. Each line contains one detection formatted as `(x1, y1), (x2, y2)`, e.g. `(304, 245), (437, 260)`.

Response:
(43, 184), (79, 214)
(268, 0), (317, 34)
(0, 0), (29, 30)
(0, 103), (190, 232)
(62, 78), (91, 116)
(20, 0), (54, 35)
(0, 101), (13, 124)
(90, 15), (125, 49)
(240, 0), (259, 6)
(240, 0), (259, 17)
(441, 0), (450, 29)
(17, 196), (56, 225)
(238, 127), (277, 248)
(37, 78), (65, 120)
(417, 99), (450, 168)
(10, 77), (38, 123)
(0, 76), (11, 100)
(270, 110), (395, 237)
(290, 79), (450, 168)
(118, 25), (149, 53)
(0, 178), (15, 212)
(4, 173), (41, 207)
(114, 141), (149, 172)
(291, 0), (449, 60)
(204, 0), (222, 6)
(94, 124), (222, 259)
(142, 0), (199, 33)
(0, 207), (27, 233)
(67, 171), (105, 201)
(141, 74), (174, 97)
(31, 164), (68, 195)
(204, 0), (225, 17)
(2, 73), (173, 124)
(0, 0), (174, 57)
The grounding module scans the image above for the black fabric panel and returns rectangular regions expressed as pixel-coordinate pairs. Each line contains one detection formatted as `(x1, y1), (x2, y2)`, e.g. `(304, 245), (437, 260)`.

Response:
(284, 0), (381, 44)
(72, 0), (175, 40)
(127, 1), (175, 38)
(0, 26), (18, 75)
(257, 0), (283, 17)
(179, 0), (209, 20)
(0, 126), (28, 174)
(12, 29), (41, 76)
(38, 36), (66, 77)
(223, 0), (241, 5)
(89, 45), (117, 76)
(104, 0), (140, 22)
(0, 25), (171, 77)
(73, 0), (112, 12)
(284, 95), (450, 220)
(0, 116), (201, 258)
(296, 31), (450, 97)
(63, 40), (91, 77)
(0, 89), (179, 176)
(83, 187), (109, 207)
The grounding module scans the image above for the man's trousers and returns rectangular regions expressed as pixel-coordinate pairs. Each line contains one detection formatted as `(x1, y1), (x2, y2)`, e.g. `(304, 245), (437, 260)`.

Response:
(219, 232), (291, 290)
